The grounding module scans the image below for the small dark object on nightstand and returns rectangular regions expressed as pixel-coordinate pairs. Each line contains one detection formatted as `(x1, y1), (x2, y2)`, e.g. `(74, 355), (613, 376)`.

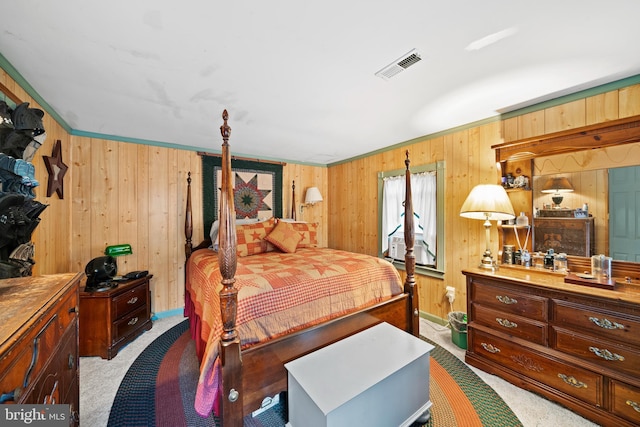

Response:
(125, 270), (148, 279)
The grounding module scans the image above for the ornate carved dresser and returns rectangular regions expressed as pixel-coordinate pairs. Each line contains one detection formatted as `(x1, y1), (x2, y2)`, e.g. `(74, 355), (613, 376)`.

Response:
(463, 267), (640, 427)
(0, 273), (81, 426)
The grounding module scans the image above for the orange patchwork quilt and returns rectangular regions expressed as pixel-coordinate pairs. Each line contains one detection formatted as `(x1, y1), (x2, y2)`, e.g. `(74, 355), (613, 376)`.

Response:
(185, 247), (403, 415)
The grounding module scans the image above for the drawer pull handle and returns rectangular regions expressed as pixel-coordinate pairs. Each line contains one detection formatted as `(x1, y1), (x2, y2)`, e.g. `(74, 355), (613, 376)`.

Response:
(496, 295), (517, 305)
(627, 400), (640, 413)
(558, 373), (587, 389)
(128, 317), (139, 326)
(588, 316), (624, 330)
(127, 297), (139, 305)
(496, 318), (517, 328)
(0, 387), (23, 403)
(228, 388), (239, 402)
(589, 346), (625, 362)
(481, 343), (501, 354)
(43, 380), (59, 405)
(68, 353), (75, 370)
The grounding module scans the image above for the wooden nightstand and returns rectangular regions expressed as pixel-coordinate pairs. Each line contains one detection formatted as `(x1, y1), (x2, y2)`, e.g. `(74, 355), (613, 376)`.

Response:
(79, 275), (153, 359)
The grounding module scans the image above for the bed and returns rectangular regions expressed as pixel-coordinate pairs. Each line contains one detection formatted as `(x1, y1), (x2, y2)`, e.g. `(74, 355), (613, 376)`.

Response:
(184, 110), (419, 426)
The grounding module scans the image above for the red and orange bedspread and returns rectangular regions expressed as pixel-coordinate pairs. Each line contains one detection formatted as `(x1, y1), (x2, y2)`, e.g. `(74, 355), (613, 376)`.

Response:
(184, 246), (403, 415)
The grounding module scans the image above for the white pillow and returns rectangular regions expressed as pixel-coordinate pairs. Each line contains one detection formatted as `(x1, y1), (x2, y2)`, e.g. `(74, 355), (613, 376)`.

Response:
(209, 217), (267, 250)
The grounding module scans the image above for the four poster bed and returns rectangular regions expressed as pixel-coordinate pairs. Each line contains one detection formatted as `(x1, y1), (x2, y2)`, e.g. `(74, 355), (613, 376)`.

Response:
(184, 110), (420, 426)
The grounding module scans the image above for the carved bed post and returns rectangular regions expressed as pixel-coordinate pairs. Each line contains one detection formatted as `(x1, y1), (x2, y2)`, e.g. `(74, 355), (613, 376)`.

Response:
(217, 110), (243, 426)
(403, 150), (419, 336)
(291, 180), (296, 220)
(185, 172), (193, 261)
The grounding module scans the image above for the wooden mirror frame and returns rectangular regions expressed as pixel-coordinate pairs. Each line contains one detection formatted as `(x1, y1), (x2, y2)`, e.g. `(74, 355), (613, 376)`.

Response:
(491, 114), (640, 281)
(0, 82), (22, 106)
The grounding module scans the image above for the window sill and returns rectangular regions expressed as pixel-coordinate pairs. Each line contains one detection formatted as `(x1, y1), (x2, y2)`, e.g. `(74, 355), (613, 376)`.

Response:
(386, 258), (445, 280)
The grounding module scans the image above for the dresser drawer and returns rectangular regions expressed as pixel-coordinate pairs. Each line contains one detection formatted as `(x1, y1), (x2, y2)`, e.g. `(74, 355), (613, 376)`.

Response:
(113, 305), (149, 343)
(469, 279), (547, 321)
(472, 304), (547, 345)
(0, 294), (77, 402)
(113, 283), (148, 319)
(552, 300), (640, 347)
(552, 327), (640, 378)
(470, 328), (603, 406)
(21, 323), (77, 405)
(610, 380), (640, 425)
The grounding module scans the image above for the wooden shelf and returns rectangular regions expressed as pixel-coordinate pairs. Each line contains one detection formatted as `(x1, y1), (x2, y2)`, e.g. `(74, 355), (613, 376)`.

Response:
(492, 114), (640, 162)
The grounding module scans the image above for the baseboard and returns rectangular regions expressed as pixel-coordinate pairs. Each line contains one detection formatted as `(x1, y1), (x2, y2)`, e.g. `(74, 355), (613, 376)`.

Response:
(419, 310), (450, 328)
(152, 308), (184, 321)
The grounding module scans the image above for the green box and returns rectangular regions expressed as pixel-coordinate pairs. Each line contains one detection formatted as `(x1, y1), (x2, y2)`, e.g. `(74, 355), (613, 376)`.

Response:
(451, 327), (467, 349)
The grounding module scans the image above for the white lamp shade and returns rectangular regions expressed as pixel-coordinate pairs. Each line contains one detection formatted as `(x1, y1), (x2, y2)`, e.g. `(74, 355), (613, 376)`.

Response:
(459, 184), (515, 221)
(305, 187), (323, 204)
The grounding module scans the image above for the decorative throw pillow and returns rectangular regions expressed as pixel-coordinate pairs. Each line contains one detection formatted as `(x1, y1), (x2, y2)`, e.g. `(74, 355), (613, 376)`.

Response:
(209, 217), (261, 250)
(236, 217), (276, 257)
(278, 220), (319, 248)
(265, 221), (302, 253)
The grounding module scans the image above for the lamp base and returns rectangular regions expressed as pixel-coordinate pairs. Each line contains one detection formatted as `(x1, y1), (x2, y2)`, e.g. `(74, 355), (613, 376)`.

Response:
(478, 250), (495, 269)
(551, 195), (564, 208)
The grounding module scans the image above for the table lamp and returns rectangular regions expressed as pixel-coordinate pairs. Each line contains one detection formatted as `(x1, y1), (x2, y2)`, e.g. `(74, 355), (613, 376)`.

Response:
(541, 177), (573, 208)
(104, 243), (132, 276)
(460, 184), (515, 269)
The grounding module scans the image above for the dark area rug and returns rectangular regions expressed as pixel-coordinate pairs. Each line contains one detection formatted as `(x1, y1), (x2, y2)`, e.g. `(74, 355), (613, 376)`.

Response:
(108, 320), (522, 426)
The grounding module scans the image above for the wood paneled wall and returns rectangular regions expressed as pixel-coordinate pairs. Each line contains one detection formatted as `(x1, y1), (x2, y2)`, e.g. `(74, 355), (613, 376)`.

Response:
(67, 138), (327, 314)
(329, 83), (640, 320)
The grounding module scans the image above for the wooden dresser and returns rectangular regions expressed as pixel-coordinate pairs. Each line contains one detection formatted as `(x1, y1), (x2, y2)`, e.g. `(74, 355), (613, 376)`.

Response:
(0, 273), (81, 426)
(463, 267), (640, 427)
(79, 275), (152, 359)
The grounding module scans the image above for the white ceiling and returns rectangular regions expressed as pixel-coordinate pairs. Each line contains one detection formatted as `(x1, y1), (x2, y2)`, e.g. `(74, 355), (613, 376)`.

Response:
(2, 1), (640, 165)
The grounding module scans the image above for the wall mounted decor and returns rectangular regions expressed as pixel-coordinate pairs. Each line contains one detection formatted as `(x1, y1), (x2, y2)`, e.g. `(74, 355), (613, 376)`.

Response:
(43, 139), (68, 199)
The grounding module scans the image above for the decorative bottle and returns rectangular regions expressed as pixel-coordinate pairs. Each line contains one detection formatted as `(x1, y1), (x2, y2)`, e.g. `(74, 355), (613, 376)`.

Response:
(516, 212), (529, 227)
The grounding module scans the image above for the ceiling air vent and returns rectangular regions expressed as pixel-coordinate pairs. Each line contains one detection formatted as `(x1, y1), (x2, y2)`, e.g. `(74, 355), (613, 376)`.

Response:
(375, 49), (421, 80)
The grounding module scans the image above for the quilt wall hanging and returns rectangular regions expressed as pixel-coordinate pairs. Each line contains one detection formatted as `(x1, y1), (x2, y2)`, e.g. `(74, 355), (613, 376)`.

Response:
(201, 155), (283, 240)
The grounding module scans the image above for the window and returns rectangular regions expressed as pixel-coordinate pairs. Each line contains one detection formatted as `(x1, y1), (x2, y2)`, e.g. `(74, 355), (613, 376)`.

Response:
(378, 161), (445, 279)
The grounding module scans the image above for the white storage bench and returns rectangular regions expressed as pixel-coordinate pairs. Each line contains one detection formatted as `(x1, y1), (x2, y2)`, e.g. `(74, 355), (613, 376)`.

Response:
(284, 322), (433, 427)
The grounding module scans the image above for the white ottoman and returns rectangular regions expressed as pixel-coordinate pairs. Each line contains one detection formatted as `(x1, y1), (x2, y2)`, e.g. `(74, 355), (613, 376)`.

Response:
(285, 322), (433, 427)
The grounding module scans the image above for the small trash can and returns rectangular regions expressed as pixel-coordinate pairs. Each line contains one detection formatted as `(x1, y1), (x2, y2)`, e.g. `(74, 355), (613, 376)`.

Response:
(448, 311), (468, 349)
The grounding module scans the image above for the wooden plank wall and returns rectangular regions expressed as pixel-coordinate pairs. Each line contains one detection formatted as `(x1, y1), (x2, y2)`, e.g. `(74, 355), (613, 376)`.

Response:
(329, 83), (640, 320)
(68, 138), (327, 314)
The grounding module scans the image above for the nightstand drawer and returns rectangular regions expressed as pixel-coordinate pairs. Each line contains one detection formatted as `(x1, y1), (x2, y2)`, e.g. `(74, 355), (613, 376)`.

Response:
(113, 305), (148, 343)
(553, 327), (640, 377)
(611, 380), (640, 425)
(470, 279), (547, 321)
(472, 304), (547, 345)
(552, 300), (640, 347)
(471, 328), (603, 406)
(113, 283), (148, 319)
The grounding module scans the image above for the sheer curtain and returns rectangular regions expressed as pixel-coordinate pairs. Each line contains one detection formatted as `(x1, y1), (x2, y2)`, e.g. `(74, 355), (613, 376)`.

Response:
(381, 171), (437, 265)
